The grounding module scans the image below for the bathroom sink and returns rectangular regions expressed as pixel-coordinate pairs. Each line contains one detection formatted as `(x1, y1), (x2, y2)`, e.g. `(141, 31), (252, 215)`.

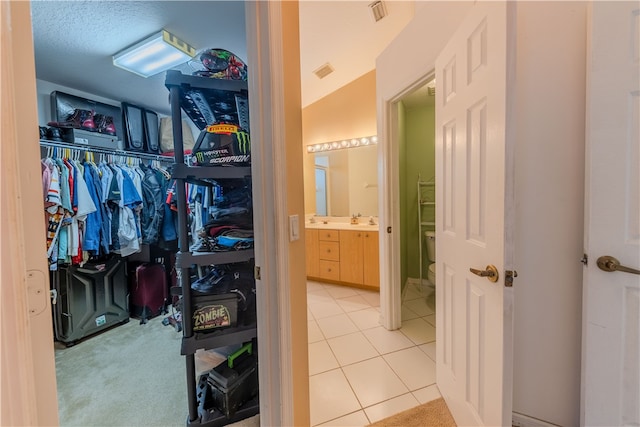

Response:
(306, 222), (378, 231)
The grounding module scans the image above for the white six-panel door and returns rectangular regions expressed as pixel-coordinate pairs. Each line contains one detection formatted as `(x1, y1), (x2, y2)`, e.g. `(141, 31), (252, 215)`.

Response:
(582, 2), (640, 426)
(435, 2), (515, 425)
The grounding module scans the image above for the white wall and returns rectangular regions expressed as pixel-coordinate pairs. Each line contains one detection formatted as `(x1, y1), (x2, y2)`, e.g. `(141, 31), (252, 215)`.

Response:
(512, 3), (586, 426)
(376, 1), (586, 426)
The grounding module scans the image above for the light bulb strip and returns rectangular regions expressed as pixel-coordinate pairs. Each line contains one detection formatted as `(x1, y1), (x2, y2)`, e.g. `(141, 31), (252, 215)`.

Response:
(306, 135), (378, 153)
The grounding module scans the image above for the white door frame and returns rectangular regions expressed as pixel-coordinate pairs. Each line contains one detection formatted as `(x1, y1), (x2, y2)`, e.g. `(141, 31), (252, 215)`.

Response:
(379, 72), (436, 330)
(246, 2), (304, 425)
(0, 1), (300, 425)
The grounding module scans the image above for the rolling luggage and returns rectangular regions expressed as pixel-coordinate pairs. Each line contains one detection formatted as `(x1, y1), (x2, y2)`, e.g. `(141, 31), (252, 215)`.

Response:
(129, 262), (168, 324)
(52, 256), (129, 346)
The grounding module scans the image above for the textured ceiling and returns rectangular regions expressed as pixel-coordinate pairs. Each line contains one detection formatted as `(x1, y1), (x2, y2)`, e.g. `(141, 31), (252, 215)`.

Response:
(31, 1), (247, 116)
(30, 1), (415, 116)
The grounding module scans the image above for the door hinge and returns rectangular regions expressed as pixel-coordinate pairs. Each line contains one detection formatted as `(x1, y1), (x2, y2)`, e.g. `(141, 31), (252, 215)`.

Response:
(505, 270), (518, 287)
(581, 254), (588, 266)
(386, 226), (392, 233)
(254, 266), (261, 280)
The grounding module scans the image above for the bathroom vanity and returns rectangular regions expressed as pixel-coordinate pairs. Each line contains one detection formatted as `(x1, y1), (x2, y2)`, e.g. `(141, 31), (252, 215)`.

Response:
(305, 221), (379, 289)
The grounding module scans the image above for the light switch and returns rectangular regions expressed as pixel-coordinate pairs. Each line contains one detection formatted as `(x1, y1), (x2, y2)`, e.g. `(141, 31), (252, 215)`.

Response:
(289, 214), (300, 241)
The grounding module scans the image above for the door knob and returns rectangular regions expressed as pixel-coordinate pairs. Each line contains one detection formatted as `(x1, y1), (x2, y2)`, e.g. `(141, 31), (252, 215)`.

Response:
(597, 256), (640, 275)
(469, 265), (499, 282)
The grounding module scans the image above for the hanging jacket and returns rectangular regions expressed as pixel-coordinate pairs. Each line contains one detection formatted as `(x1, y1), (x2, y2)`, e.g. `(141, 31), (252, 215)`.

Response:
(139, 163), (165, 245)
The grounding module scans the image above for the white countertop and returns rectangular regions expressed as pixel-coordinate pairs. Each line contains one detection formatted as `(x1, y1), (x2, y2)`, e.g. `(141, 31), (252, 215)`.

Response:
(305, 222), (379, 231)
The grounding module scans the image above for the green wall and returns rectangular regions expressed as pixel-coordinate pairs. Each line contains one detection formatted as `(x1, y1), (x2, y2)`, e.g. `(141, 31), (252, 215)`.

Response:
(400, 97), (435, 283)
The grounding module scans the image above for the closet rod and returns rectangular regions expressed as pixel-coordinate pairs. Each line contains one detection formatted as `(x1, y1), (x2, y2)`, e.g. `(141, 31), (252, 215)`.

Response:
(39, 139), (175, 163)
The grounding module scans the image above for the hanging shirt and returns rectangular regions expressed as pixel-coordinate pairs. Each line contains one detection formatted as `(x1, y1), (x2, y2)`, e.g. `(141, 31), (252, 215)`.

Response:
(82, 163), (103, 255)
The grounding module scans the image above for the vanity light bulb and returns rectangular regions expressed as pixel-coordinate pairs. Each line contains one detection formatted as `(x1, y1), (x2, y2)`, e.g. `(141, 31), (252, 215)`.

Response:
(341, 140), (349, 147)
(314, 144), (321, 151)
(307, 146), (315, 153)
(372, 136), (378, 144)
(322, 143), (331, 151)
(351, 139), (359, 146)
(331, 141), (340, 149)
(361, 138), (369, 145)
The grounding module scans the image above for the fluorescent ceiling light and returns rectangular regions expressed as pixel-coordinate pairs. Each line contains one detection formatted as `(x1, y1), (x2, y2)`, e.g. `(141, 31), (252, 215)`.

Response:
(113, 30), (195, 78)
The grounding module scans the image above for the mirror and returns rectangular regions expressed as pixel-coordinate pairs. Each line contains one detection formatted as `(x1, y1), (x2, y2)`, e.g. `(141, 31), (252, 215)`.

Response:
(311, 144), (378, 217)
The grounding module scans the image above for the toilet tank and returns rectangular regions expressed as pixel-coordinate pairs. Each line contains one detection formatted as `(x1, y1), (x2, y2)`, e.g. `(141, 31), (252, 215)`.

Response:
(425, 231), (436, 262)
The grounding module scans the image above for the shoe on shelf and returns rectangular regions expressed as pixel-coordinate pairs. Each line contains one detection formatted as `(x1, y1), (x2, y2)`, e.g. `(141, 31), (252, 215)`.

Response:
(189, 237), (216, 253)
(48, 108), (97, 132)
(94, 113), (116, 135)
(47, 127), (65, 142)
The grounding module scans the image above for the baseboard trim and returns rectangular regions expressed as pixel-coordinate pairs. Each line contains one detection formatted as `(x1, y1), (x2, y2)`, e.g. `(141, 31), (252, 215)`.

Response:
(512, 412), (561, 427)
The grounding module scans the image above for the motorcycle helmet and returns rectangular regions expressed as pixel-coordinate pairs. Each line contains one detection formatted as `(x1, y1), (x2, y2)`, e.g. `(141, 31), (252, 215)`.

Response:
(190, 48), (248, 81)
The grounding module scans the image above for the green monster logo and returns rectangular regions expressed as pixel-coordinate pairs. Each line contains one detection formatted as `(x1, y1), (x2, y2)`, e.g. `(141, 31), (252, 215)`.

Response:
(195, 151), (205, 164)
(235, 131), (250, 154)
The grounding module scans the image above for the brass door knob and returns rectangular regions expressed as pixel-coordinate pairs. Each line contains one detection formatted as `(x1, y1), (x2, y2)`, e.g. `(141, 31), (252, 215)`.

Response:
(469, 265), (499, 282)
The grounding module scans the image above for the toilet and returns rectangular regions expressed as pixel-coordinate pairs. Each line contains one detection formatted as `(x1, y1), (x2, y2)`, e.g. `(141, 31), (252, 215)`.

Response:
(425, 231), (436, 287)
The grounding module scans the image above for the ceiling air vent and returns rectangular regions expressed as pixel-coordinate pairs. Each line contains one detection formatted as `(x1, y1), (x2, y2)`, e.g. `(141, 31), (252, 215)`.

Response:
(369, 1), (388, 22)
(313, 63), (334, 79)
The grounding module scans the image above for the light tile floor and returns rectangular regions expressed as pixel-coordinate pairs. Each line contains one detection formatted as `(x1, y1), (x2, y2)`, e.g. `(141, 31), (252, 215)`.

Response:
(307, 280), (440, 426)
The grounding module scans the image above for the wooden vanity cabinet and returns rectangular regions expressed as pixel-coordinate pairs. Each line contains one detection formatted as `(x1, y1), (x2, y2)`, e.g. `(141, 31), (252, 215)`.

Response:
(317, 230), (340, 281)
(305, 229), (319, 277)
(362, 231), (380, 287)
(339, 230), (380, 289)
(306, 227), (379, 289)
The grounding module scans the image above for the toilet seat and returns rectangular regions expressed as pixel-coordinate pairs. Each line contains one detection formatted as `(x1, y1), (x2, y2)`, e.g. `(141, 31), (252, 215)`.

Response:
(428, 263), (436, 275)
(427, 263), (436, 287)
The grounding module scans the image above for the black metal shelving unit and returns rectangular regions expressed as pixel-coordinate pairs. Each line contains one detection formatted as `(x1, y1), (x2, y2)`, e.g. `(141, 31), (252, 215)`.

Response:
(165, 70), (258, 427)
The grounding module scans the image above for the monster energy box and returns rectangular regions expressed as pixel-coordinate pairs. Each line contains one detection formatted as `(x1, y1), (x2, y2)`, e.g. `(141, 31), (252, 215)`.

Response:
(192, 123), (250, 166)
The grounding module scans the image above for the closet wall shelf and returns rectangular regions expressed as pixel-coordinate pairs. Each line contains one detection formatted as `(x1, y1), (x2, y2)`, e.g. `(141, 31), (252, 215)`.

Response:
(172, 164), (251, 181)
(181, 324), (257, 356)
(176, 250), (255, 269)
(40, 139), (174, 163)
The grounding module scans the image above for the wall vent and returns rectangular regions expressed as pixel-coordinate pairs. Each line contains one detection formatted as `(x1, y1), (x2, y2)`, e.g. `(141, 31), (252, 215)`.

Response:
(369, 1), (388, 22)
(313, 63), (334, 79)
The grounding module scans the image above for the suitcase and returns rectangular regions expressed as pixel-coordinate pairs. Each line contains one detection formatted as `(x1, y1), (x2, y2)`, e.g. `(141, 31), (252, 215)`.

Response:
(52, 256), (129, 346)
(128, 262), (168, 324)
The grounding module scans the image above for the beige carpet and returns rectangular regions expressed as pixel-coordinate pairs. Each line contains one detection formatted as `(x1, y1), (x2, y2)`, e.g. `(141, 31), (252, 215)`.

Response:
(55, 315), (258, 427)
(367, 398), (457, 427)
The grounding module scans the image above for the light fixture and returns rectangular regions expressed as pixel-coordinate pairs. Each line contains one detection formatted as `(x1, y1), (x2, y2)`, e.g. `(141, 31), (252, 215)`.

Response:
(113, 30), (196, 78)
(306, 135), (378, 153)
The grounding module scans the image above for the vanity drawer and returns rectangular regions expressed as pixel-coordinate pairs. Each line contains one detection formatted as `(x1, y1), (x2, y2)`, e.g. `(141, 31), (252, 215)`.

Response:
(319, 260), (340, 281)
(318, 230), (340, 242)
(318, 241), (340, 261)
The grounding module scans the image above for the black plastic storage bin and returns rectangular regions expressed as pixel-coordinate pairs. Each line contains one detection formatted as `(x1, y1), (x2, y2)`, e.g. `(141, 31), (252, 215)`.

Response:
(205, 343), (258, 418)
(52, 256), (129, 346)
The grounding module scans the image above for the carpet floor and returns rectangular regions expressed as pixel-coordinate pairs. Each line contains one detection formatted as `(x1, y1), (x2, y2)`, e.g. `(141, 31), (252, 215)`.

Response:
(54, 315), (258, 427)
(367, 398), (456, 427)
